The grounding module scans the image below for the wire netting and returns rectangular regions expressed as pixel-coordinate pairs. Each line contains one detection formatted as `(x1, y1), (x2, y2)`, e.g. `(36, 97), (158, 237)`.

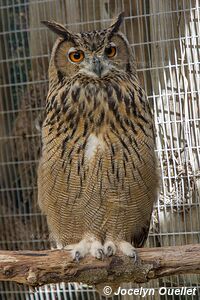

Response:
(0, 0), (200, 299)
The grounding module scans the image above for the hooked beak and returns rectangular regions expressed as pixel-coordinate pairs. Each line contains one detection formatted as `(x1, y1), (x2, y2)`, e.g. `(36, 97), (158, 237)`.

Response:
(80, 56), (108, 78)
(91, 57), (103, 77)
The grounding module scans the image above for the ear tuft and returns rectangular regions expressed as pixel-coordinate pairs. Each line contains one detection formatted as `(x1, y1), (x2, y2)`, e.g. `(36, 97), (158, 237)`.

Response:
(41, 20), (72, 39)
(108, 12), (125, 36)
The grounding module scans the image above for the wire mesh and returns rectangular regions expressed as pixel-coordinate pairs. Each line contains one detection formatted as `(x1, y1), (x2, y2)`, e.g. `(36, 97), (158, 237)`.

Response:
(0, 0), (200, 299)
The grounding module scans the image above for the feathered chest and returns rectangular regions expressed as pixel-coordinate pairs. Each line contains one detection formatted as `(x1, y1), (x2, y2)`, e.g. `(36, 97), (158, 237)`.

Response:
(40, 76), (156, 204)
(42, 76), (154, 174)
(45, 75), (151, 134)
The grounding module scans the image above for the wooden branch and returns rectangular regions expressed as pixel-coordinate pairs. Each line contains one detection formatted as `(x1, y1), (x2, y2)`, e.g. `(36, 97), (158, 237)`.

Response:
(0, 244), (200, 290)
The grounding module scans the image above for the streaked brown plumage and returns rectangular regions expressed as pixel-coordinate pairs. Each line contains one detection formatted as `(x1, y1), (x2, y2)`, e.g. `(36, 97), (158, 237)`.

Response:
(38, 13), (158, 260)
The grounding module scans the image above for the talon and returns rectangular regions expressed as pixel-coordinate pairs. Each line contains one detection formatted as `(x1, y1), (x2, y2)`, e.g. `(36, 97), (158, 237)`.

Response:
(104, 241), (116, 257)
(74, 251), (81, 262)
(107, 246), (114, 257)
(90, 240), (104, 259)
(130, 250), (137, 263)
(97, 248), (105, 260)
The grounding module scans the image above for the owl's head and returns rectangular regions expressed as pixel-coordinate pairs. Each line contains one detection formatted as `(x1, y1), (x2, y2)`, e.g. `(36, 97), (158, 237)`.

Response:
(42, 13), (135, 82)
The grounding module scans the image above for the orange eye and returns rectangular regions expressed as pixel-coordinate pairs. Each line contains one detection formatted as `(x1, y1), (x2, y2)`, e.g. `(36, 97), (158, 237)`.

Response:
(105, 46), (117, 58)
(69, 50), (84, 63)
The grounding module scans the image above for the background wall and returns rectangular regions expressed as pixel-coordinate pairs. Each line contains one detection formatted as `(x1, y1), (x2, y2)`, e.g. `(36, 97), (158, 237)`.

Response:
(0, 0), (199, 299)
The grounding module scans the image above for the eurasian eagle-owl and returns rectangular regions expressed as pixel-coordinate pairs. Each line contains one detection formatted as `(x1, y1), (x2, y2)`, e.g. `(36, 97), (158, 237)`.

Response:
(38, 13), (158, 261)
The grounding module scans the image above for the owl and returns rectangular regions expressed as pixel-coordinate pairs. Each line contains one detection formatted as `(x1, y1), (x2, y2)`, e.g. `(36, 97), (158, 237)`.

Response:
(38, 12), (158, 262)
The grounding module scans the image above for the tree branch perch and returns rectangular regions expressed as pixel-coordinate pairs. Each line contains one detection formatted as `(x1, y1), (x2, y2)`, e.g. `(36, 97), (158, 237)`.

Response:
(0, 244), (200, 289)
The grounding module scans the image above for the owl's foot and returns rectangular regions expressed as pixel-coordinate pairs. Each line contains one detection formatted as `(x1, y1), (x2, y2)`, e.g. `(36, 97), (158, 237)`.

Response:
(118, 241), (137, 263)
(64, 239), (91, 261)
(104, 240), (137, 262)
(64, 238), (105, 261)
(104, 241), (117, 256)
(90, 240), (104, 260)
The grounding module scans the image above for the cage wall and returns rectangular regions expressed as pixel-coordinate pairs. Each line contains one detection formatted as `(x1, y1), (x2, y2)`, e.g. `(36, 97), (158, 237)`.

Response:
(0, 0), (200, 299)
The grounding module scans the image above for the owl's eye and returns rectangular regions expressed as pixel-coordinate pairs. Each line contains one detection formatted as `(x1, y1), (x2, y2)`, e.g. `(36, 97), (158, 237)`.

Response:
(105, 46), (117, 58)
(68, 50), (84, 63)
